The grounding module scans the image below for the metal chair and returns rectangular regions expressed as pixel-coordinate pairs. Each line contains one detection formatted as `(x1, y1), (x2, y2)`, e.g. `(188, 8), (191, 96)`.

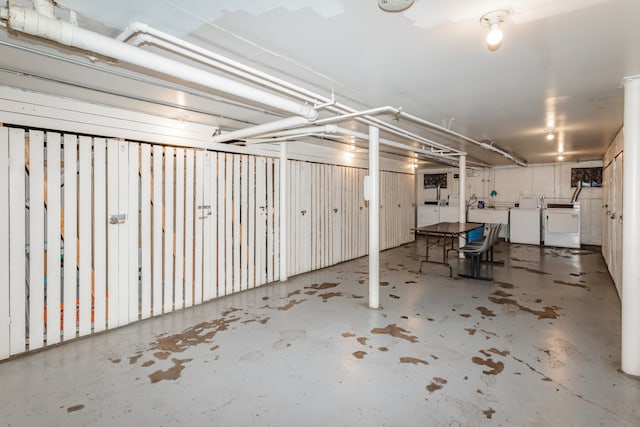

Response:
(459, 224), (500, 280)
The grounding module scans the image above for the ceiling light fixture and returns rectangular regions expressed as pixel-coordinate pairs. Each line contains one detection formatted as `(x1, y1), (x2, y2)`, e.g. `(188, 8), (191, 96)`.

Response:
(378, 0), (415, 13)
(480, 10), (510, 50)
(546, 130), (555, 141)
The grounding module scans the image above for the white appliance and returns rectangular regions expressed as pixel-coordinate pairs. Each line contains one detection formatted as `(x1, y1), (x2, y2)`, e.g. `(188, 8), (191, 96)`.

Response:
(417, 204), (440, 227)
(543, 203), (581, 248)
(509, 195), (541, 245)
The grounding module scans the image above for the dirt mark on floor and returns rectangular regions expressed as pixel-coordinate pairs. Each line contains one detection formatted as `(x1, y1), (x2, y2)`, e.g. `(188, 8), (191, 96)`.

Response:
(149, 357), (193, 383)
(66, 404), (85, 413)
(426, 377), (447, 393)
(304, 282), (339, 290)
(472, 356), (504, 375)
(476, 306), (496, 317)
(553, 279), (589, 290)
(371, 324), (418, 343)
(400, 357), (429, 366)
(353, 351), (367, 359)
(488, 296), (561, 319)
(319, 292), (342, 301)
(483, 408), (496, 419)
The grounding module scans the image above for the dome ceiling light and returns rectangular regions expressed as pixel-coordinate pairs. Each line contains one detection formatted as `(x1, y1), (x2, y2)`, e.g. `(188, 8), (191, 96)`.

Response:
(480, 10), (510, 51)
(378, 0), (415, 13)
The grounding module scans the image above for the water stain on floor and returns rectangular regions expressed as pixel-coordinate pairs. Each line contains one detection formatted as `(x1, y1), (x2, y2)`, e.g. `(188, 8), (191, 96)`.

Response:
(304, 282), (339, 290)
(471, 356), (504, 375)
(353, 351), (367, 359)
(149, 357), (193, 383)
(149, 315), (241, 355)
(553, 279), (589, 290)
(399, 357), (429, 366)
(371, 324), (418, 343)
(66, 404), (85, 413)
(270, 299), (306, 311)
(426, 377), (447, 393)
(488, 296), (561, 319)
(512, 266), (551, 275)
(495, 281), (515, 289)
(319, 292), (342, 301)
(492, 290), (513, 298)
(476, 307), (496, 317)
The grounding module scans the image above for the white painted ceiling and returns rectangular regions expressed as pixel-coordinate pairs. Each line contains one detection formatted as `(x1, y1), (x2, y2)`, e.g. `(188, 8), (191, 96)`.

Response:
(1, 0), (639, 166)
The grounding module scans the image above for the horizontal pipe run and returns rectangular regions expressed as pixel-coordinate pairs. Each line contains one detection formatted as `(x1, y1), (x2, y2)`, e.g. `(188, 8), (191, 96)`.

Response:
(114, 22), (522, 167)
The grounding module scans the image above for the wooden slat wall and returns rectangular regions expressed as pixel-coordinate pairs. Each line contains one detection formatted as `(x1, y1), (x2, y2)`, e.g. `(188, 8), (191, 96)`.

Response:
(2, 128), (416, 360)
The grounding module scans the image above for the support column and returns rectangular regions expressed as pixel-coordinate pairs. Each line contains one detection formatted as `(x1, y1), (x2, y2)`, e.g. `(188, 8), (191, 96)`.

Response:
(368, 126), (380, 309)
(458, 154), (467, 257)
(622, 76), (640, 375)
(279, 142), (288, 282)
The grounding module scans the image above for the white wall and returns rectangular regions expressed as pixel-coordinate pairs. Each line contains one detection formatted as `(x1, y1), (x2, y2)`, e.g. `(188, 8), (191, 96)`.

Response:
(416, 161), (603, 245)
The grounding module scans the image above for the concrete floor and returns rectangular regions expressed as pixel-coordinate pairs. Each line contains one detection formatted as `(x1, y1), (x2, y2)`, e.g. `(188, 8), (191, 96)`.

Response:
(1, 239), (639, 426)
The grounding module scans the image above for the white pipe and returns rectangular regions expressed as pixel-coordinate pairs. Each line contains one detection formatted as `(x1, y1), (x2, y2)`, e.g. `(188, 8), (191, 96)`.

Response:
(1, 4), (318, 121)
(368, 126), (380, 309)
(115, 21), (524, 166)
(458, 154), (467, 257)
(279, 142), (288, 282)
(622, 76), (640, 376)
(247, 125), (466, 167)
(212, 116), (310, 143)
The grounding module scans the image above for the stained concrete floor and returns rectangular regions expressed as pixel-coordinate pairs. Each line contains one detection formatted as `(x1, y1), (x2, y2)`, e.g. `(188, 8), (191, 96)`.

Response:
(1, 240), (639, 427)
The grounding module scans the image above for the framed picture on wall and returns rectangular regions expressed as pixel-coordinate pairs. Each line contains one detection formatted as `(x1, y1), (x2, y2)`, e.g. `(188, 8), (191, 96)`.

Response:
(424, 173), (447, 189)
(571, 167), (602, 187)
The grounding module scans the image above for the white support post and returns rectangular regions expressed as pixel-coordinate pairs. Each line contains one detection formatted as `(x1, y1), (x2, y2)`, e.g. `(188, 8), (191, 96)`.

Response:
(622, 76), (640, 376)
(458, 154), (467, 257)
(368, 126), (380, 309)
(279, 142), (288, 282)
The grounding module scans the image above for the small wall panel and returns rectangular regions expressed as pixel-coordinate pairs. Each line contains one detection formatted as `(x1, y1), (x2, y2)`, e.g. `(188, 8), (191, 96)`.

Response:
(28, 131), (45, 349)
(193, 150), (204, 305)
(77, 136), (92, 337)
(139, 144), (152, 320)
(183, 150), (195, 307)
(174, 148), (185, 309)
(151, 145), (163, 315)
(46, 132), (63, 342)
(62, 134), (77, 339)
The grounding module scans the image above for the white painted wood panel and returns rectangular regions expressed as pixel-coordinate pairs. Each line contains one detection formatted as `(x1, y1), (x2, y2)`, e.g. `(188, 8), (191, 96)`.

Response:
(202, 152), (212, 301)
(62, 134), (77, 339)
(77, 136), (92, 336)
(116, 141), (129, 326)
(217, 154), (226, 296)
(233, 154), (241, 292)
(0, 128), (8, 358)
(151, 145), (163, 315)
(273, 158), (280, 280)
(46, 132), (63, 342)
(28, 131), (45, 349)
(266, 158), (274, 283)
(183, 150), (195, 307)
(194, 151), (204, 305)
(106, 140), (119, 329)
(93, 139), (107, 332)
(128, 144), (139, 321)
(247, 156), (255, 288)
(163, 147), (174, 312)
(240, 155), (249, 290)
(174, 148), (185, 309)
(225, 154), (234, 293)
(139, 144), (151, 319)
(209, 152), (218, 298)
(256, 157), (267, 282)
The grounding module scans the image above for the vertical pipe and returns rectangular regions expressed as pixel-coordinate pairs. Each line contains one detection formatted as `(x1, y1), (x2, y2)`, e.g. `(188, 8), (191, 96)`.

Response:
(458, 155), (467, 256)
(622, 76), (640, 375)
(279, 142), (288, 281)
(369, 126), (380, 309)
